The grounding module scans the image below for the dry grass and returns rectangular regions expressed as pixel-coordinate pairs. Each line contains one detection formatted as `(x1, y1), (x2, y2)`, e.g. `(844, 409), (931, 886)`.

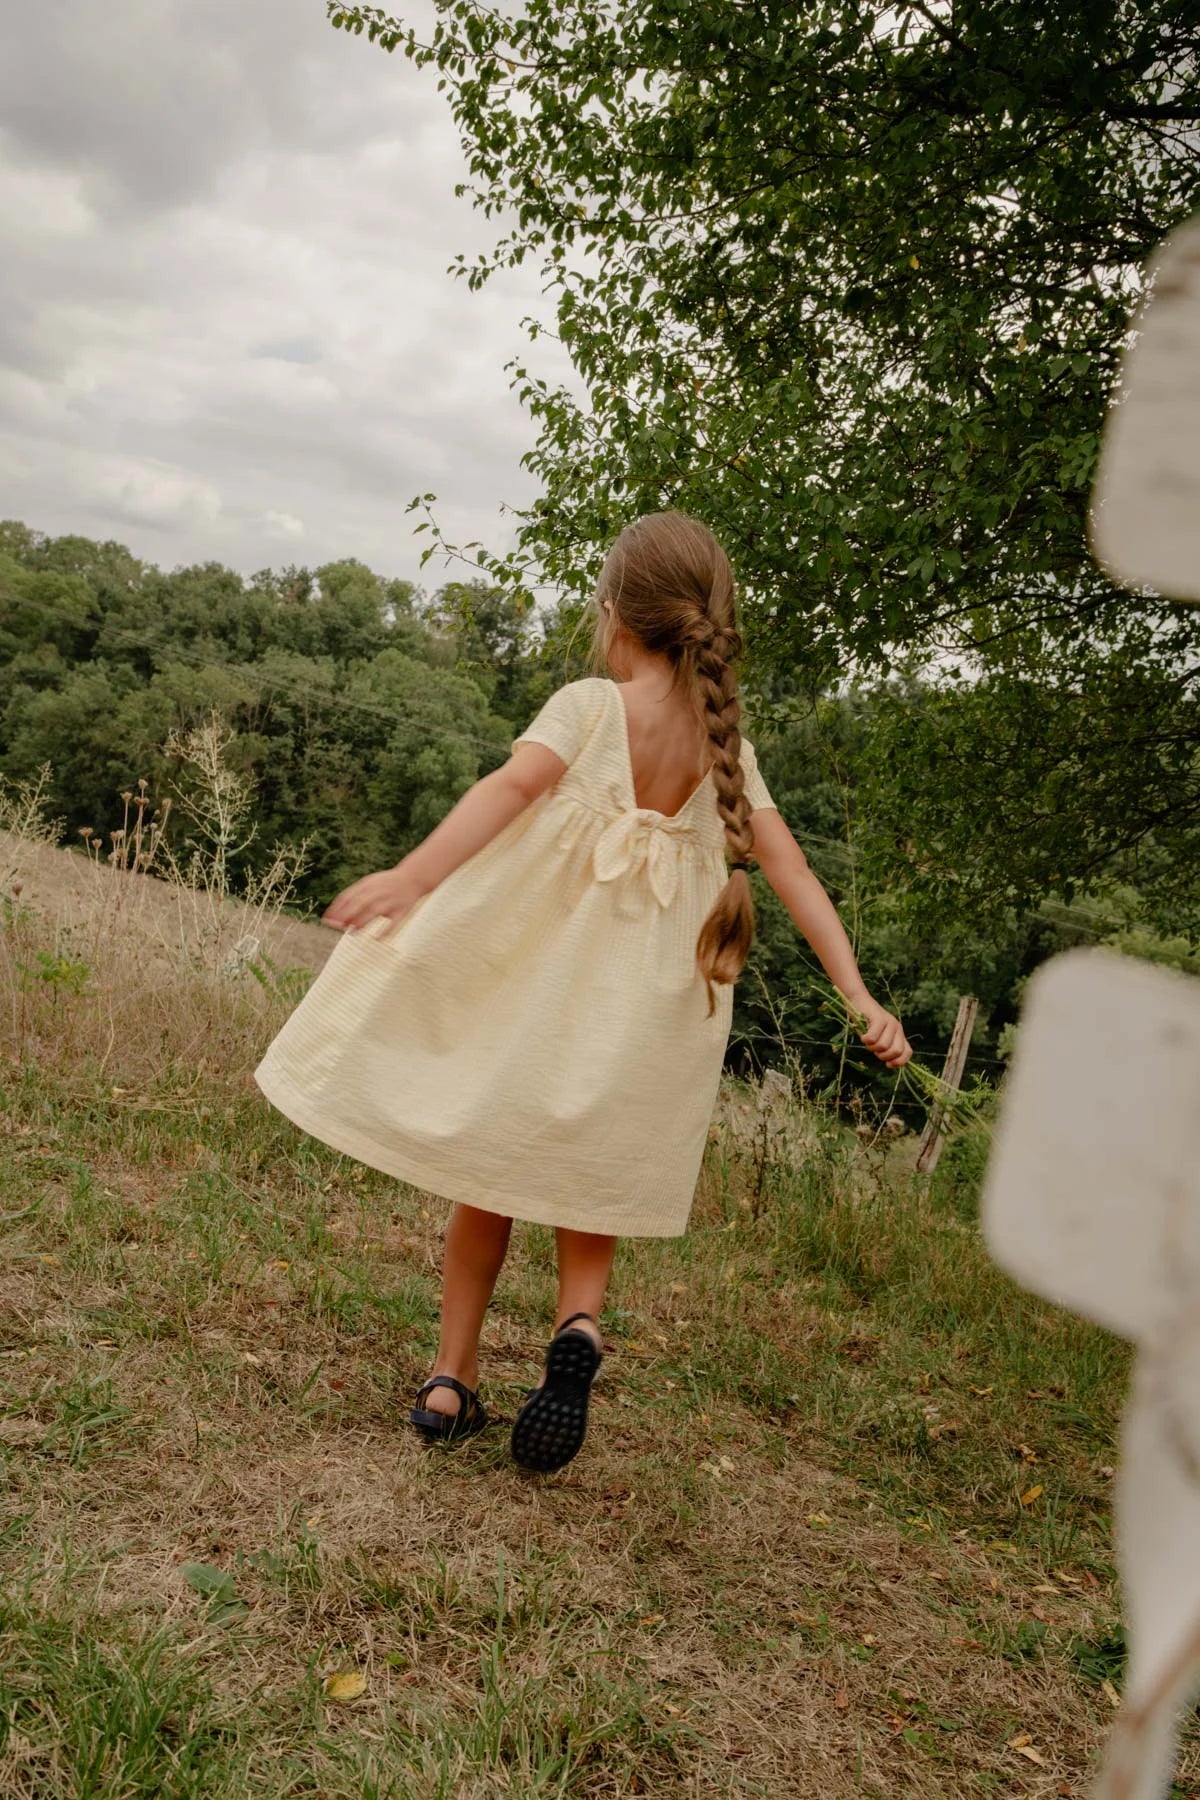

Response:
(0, 827), (1196, 1797)
(0, 793), (328, 1094)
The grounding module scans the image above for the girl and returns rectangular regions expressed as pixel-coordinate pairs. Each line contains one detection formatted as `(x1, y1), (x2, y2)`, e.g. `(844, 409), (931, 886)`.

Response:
(255, 512), (910, 1471)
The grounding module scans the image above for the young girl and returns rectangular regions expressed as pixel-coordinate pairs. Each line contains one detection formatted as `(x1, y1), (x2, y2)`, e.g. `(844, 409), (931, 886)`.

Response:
(255, 512), (910, 1471)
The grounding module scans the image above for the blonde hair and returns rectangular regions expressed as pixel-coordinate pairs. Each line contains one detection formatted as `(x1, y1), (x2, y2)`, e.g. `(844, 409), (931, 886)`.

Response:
(592, 510), (754, 1012)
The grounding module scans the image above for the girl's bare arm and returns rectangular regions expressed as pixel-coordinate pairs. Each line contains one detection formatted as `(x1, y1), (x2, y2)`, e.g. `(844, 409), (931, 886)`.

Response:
(751, 807), (912, 1068)
(324, 742), (566, 933)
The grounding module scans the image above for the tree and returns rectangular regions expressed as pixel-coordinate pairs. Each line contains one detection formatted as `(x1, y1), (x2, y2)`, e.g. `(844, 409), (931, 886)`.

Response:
(331, 0), (1200, 921)
(0, 525), (523, 906)
(427, 579), (539, 717)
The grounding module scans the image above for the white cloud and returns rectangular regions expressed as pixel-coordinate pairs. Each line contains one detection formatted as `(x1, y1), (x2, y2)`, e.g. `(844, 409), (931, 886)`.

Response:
(94, 459), (224, 533)
(0, 0), (575, 584)
(264, 510), (305, 539)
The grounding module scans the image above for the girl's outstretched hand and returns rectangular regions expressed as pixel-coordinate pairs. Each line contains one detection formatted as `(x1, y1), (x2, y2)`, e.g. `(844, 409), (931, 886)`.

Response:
(855, 996), (912, 1069)
(323, 865), (427, 937)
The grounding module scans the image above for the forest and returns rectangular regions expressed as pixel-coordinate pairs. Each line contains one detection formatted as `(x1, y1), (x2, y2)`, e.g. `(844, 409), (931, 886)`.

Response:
(2, 513), (1196, 1112)
(4, 5), (1200, 1794)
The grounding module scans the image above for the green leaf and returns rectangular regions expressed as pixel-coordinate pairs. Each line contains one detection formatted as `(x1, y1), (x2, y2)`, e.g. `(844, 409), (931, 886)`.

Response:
(181, 1562), (235, 1598)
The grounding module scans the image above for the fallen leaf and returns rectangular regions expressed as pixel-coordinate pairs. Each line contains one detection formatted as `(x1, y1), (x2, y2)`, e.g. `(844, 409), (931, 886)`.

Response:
(1016, 1745), (1047, 1766)
(324, 1670), (367, 1702)
(1008, 1734), (1033, 1750)
(1019, 1485), (1044, 1507)
(807, 1511), (831, 1529)
(860, 1633), (878, 1647)
(1033, 1583), (1059, 1594)
(182, 1562), (234, 1598)
(834, 1688), (850, 1712)
(1101, 1678), (1121, 1709)
(637, 1614), (664, 1626)
(969, 1385), (994, 1396)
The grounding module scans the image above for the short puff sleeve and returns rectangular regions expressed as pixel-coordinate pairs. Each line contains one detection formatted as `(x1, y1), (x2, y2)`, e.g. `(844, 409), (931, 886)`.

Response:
(512, 680), (594, 768)
(740, 739), (776, 812)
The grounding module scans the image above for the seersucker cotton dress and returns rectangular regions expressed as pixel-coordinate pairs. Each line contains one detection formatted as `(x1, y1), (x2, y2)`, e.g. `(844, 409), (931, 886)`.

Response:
(254, 677), (775, 1237)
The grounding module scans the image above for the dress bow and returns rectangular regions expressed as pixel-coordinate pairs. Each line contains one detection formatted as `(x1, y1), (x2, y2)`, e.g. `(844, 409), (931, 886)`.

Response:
(593, 809), (691, 908)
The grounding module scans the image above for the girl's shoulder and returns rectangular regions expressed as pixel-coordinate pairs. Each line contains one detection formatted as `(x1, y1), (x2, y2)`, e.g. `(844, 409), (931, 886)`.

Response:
(738, 734), (776, 813)
(514, 677), (613, 767)
(527, 676), (612, 725)
(556, 676), (612, 706)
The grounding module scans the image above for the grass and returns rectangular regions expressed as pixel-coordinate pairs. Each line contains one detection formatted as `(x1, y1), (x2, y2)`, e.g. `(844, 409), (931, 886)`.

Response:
(1, 808), (1198, 1795)
(2, 1059), (1180, 1799)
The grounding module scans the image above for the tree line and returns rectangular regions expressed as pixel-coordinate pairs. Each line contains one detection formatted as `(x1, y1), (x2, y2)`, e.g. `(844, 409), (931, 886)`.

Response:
(3, 519), (1195, 1115)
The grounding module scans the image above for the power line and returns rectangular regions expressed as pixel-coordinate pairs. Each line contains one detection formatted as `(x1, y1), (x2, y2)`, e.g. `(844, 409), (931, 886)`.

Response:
(8, 611), (869, 850)
(16, 618), (518, 759)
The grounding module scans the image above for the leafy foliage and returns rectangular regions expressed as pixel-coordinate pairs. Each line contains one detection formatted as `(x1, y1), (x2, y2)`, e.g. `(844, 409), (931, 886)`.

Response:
(328, 0), (1200, 922)
(0, 528), (542, 905)
(2, 518), (1197, 1107)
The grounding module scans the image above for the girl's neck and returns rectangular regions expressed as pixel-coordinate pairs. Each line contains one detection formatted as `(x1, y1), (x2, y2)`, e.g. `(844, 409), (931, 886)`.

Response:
(612, 639), (676, 692)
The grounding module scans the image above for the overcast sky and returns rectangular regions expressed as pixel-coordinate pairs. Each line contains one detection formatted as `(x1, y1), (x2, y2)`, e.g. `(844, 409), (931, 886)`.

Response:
(0, 1), (565, 588)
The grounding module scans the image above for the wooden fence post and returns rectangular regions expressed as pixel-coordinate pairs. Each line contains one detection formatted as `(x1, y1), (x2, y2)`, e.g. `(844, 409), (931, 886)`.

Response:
(916, 994), (979, 1175)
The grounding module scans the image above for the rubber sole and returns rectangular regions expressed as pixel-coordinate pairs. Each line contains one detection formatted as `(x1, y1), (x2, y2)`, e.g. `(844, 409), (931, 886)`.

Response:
(408, 1407), (487, 1445)
(510, 1328), (601, 1472)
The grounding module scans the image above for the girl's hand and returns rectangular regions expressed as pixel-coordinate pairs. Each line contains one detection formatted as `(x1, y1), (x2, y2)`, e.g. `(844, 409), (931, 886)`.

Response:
(853, 995), (912, 1069)
(323, 865), (428, 937)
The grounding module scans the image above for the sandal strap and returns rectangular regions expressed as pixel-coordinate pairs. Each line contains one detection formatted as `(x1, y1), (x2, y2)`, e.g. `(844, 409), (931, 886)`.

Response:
(556, 1312), (599, 1334)
(415, 1374), (477, 1412)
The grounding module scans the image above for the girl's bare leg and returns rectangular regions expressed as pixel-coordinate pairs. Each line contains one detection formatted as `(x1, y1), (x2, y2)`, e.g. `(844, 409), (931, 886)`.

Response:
(553, 1227), (617, 1348)
(423, 1203), (513, 1417)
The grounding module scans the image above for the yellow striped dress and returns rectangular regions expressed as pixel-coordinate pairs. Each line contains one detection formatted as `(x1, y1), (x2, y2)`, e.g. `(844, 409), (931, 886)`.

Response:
(254, 677), (775, 1237)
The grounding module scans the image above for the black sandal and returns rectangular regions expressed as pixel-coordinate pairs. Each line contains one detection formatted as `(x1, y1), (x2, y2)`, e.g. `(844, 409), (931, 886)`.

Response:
(510, 1313), (603, 1473)
(409, 1375), (489, 1444)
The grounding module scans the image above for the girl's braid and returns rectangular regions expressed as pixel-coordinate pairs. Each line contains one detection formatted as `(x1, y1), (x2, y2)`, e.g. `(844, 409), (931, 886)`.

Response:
(681, 613), (754, 868)
(593, 509), (756, 1012)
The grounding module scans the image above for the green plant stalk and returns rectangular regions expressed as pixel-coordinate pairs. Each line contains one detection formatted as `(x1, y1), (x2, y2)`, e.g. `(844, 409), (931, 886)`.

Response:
(818, 983), (993, 1130)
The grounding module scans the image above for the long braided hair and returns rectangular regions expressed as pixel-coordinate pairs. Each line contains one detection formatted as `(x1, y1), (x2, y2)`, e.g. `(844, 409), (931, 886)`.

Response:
(592, 511), (755, 1012)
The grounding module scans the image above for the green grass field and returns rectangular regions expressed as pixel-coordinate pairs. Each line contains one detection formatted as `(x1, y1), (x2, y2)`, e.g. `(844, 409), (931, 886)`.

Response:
(0, 839), (1195, 1797)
